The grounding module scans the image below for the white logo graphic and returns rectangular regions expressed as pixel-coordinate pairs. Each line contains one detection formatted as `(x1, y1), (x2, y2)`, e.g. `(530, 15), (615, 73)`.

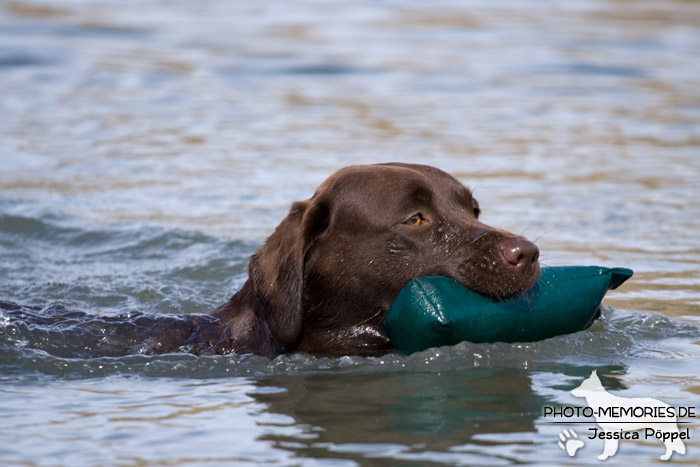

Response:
(558, 428), (584, 456)
(570, 370), (686, 461)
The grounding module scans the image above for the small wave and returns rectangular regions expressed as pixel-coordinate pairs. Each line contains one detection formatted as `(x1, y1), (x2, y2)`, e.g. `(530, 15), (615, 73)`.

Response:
(0, 209), (254, 314)
(2, 304), (698, 381)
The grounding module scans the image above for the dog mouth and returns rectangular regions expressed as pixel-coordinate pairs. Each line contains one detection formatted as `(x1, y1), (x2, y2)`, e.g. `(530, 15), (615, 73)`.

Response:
(455, 234), (541, 300)
(481, 261), (541, 300)
(425, 260), (541, 301)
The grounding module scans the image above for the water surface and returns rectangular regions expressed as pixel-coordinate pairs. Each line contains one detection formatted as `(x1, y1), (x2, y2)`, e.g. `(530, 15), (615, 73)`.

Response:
(1, 0), (699, 465)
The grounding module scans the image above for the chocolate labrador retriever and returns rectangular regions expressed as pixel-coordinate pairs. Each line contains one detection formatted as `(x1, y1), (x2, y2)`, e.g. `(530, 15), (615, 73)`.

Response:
(210, 163), (540, 356)
(1, 163), (539, 358)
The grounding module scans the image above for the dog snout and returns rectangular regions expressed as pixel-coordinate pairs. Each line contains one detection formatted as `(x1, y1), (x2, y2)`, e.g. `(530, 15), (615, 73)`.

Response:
(498, 237), (540, 270)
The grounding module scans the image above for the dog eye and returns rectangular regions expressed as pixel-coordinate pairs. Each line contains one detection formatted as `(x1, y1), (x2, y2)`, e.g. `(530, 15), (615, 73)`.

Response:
(404, 213), (426, 226)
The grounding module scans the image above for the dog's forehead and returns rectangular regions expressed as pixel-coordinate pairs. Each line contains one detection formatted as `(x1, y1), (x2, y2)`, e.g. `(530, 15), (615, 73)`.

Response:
(318, 164), (470, 207)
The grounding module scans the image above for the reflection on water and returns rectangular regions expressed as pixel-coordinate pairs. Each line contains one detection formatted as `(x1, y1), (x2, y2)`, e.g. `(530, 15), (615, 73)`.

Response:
(254, 368), (545, 464)
(1, 0), (700, 465)
(250, 366), (641, 465)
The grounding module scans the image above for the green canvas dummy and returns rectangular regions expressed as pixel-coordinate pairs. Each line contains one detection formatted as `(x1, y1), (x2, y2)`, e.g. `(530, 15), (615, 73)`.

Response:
(383, 266), (633, 354)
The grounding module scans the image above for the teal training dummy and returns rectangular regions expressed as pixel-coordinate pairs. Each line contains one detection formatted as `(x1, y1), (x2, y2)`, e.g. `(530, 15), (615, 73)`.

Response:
(383, 266), (633, 354)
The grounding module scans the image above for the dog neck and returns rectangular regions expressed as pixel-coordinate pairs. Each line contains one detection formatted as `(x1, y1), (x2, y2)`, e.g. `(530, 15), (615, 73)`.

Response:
(210, 280), (281, 357)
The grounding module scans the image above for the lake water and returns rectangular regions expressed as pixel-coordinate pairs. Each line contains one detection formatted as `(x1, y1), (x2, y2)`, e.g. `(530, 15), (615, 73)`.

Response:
(1, 0), (699, 465)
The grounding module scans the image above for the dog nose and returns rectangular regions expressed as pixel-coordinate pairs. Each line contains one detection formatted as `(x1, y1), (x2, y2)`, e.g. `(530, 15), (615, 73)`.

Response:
(498, 237), (539, 269)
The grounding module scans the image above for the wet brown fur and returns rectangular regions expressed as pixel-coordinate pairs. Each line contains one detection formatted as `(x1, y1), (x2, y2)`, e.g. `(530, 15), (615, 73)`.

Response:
(210, 163), (540, 357)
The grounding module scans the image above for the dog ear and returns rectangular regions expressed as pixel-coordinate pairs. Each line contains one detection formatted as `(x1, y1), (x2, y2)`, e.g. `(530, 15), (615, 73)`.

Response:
(249, 197), (329, 348)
